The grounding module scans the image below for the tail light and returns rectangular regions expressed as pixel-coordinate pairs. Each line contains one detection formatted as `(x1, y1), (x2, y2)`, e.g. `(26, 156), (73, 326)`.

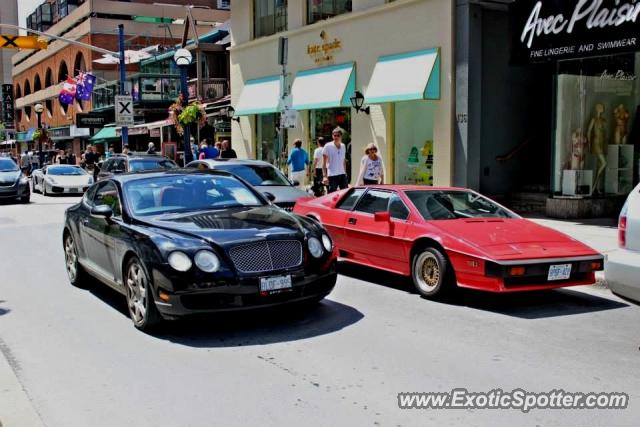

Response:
(619, 202), (629, 248)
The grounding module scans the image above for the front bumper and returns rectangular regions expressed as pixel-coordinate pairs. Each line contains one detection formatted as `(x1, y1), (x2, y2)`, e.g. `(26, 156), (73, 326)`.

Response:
(605, 248), (640, 303)
(46, 182), (90, 194)
(150, 263), (338, 317)
(0, 181), (29, 199)
(453, 254), (604, 292)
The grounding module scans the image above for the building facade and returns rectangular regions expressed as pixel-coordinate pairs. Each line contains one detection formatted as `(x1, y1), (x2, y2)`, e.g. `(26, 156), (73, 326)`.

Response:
(230, 0), (454, 186)
(12, 0), (229, 157)
(0, 0), (18, 139)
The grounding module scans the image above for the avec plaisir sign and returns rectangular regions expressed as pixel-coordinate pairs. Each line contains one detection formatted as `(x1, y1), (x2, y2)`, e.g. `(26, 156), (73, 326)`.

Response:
(510, 0), (640, 63)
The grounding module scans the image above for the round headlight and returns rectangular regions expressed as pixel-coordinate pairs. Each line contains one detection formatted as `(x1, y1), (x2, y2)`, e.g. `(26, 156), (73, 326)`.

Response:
(308, 237), (323, 258)
(194, 250), (220, 273)
(168, 251), (192, 272)
(321, 234), (332, 252)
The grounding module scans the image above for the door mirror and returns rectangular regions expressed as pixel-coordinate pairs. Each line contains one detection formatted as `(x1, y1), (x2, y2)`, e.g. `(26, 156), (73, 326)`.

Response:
(113, 169), (125, 174)
(91, 204), (113, 219)
(374, 211), (391, 222)
(263, 192), (276, 202)
(290, 179), (300, 186)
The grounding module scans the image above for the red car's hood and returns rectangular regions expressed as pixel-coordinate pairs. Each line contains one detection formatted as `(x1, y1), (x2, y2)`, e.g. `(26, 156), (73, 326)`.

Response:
(432, 218), (598, 260)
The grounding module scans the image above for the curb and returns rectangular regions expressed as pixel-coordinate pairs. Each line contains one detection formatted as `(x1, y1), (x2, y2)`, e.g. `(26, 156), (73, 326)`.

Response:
(0, 340), (45, 427)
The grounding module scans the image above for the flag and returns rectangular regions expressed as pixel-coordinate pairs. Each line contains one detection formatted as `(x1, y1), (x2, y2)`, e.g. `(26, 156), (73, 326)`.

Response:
(58, 77), (77, 105)
(75, 71), (96, 101)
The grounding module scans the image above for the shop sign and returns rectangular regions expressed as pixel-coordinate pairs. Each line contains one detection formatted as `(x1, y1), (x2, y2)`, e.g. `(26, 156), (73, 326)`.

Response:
(149, 128), (161, 138)
(1, 84), (15, 128)
(116, 127), (148, 136)
(49, 127), (71, 139)
(511, 0), (640, 63)
(306, 31), (342, 65)
(76, 113), (107, 128)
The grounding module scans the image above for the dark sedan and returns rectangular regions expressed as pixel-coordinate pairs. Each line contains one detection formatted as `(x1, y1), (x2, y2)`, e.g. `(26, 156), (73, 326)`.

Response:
(186, 159), (310, 211)
(0, 158), (30, 203)
(62, 169), (337, 331)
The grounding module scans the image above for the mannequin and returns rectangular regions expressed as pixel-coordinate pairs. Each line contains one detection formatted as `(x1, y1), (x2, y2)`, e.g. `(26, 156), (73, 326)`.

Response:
(613, 104), (630, 145)
(570, 129), (587, 170)
(587, 103), (607, 194)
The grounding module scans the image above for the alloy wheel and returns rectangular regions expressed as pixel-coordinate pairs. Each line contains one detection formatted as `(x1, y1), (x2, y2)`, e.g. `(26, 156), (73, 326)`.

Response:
(64, 235), (78, 282)
(414, 252), (441, 292)
(126, 261), (148, 325)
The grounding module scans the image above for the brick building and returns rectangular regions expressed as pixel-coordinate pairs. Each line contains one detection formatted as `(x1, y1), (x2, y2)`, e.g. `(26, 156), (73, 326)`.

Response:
(12, 0), (229, 157)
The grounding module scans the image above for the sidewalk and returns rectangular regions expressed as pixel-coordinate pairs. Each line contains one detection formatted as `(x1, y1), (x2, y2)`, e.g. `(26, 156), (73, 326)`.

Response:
(0, 340), (44, 427)
(526, 216), (619, 285)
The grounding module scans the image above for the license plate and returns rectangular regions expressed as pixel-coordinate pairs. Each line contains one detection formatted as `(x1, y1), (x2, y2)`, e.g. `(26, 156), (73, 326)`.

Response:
(65, 188), (80, 193)
(547, 264), (572, 281)
(260, 275), (292, 292)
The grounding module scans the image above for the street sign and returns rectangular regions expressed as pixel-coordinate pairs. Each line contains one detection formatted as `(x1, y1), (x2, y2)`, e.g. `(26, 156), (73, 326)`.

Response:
(76, 113), (107, 128)
(0, 35), (48, 50)
(115, 95), (134, 127)
(1, 84), (14, 128)
(280, 108), (298, 129)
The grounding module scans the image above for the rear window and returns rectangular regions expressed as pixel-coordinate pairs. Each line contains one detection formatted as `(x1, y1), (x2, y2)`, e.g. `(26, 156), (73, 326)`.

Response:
(129, 159), (178, 172)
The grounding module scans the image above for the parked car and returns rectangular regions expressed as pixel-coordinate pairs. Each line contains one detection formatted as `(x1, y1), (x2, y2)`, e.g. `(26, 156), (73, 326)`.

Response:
(97, 153), (178, 181)
(294, 185), (604, 298)
(32, 165), (93, 196)
(62, 169), (338, 331)
(186, 159), (309, 211)
(605, 183), (640, 303)
(0, 157), (30, 203)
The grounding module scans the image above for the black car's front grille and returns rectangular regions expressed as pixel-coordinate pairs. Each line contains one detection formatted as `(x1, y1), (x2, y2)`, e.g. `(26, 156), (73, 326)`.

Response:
(228, 240), (303, 273)
(0, 190), (17, 197)
(0, 181), (15, 187)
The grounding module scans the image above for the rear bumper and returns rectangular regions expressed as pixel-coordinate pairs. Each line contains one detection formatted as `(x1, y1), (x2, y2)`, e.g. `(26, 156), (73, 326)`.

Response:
(605, 249), (640, 303)
(454, 254), (603, 292)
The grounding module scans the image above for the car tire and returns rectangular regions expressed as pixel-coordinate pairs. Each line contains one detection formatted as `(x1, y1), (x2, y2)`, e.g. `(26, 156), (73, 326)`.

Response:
(20, 188), (30, 204)
(43, 183), (48, 197)
(411, 246), (455, 299)
(124, 256), (162, 332)
(64, 232), (89, 287)
(31, 179), (38, 194)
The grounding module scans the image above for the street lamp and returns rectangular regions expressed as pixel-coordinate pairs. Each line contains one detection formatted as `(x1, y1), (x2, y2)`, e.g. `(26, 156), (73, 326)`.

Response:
(174, 48), (193, 166)
(350, 91), (370, 115)
(224, 106), (240, 123)
(34, 103), (44, 167)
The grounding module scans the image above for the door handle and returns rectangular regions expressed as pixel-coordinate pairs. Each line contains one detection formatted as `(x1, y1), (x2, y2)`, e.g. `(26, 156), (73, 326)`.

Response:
(348, 217), (357, 225)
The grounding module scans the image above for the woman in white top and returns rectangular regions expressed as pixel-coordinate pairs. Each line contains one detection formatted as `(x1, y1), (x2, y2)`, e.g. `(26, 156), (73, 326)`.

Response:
(356, 143), (385, 185)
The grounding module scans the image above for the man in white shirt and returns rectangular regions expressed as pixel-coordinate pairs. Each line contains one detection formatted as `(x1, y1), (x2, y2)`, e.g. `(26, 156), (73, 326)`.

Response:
(312, 137), (326, 196)
(322, 127), (348, 193)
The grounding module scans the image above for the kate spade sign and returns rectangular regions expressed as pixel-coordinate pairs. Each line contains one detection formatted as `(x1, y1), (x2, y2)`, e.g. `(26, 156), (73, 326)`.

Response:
(511, 0), (640, 63)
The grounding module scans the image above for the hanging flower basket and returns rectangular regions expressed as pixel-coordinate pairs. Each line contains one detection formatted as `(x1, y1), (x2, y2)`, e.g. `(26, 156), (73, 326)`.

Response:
(33, 128), (48, 143)
(168, 96), (207, 136)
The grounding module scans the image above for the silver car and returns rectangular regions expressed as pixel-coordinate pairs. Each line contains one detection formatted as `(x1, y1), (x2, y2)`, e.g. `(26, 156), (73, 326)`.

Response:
(186, 159), (311, 211)
(32, 164), (94, 196)
(605, 182), (640, 303)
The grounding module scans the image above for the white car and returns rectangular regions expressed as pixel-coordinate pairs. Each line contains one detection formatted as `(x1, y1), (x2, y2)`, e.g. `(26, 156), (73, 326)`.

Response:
(605, 182), (640, 303)
(32, 165), (94, 196)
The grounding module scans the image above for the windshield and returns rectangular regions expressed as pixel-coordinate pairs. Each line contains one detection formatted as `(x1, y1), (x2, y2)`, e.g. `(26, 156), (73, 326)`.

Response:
(216, 164), (290, 186)
(129, 159), (178, 172)
(124, 175), (264, 216)
(0, 159), (18, 172)
(406, 190), (516, 220)
(47, 166), (87, 176)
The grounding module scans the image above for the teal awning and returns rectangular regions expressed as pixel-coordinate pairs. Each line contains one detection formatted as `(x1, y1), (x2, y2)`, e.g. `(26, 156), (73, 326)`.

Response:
(90, 127), (117, 142)
(234, 75), (281, 116)
(291, 62), (355, 110)
(365, 48), (440, 103)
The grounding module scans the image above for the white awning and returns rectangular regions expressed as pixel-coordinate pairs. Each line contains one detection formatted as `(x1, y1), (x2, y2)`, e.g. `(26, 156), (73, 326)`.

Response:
(365, 48), (440, 104)
(234, 75), (281, 116)
(291, 62), (355, 110)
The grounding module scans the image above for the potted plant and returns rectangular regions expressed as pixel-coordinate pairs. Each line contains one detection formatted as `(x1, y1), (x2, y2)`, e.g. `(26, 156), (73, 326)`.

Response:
(169, 96), (207, 136)
(32, 128), (49, 143)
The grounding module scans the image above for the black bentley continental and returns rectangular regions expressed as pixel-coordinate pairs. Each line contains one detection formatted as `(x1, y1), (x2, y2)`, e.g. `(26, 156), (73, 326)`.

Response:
(62, 169), (338, 331)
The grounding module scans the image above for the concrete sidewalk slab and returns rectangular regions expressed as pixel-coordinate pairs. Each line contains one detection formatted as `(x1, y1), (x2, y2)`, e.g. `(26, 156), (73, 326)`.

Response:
(0, 339), (44, 427)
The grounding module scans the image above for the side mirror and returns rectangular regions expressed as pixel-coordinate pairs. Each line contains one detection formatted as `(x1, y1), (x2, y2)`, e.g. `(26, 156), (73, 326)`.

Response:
(291, 179), (300, 186)
(374, 211), (391, 222)
(91, 204), (113, 219)
(263, 192), (276, 202)
(113, 169), (125, 174)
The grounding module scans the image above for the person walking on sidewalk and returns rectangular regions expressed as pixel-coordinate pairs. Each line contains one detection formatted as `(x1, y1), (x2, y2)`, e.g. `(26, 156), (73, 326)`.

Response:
(312, 137), (326, 196)
(322, 127), (348, 193)
(356, 143), (385, 185)
(287, 139), (309, 189)
(220, 140), (237, 159)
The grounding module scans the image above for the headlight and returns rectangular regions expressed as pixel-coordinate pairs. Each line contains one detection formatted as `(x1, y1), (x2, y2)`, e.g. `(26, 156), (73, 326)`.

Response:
(168, 251), (192, 272)
(194, 250), (220, 273)
(308, 237), (323, 258)
(45, 176), (56, 184)
(321, 234), (332, 252)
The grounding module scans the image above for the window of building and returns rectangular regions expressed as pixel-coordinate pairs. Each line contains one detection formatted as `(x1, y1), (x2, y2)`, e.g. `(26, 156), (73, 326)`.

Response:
(554, 53), (640, 198)
(256, 113), (288, 170)
(254, 0), (287, 39)
(307, 0), (352, 25)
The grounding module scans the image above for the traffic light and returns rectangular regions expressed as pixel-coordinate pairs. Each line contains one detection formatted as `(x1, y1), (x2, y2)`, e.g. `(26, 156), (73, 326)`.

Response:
(0, 35), (48, 50)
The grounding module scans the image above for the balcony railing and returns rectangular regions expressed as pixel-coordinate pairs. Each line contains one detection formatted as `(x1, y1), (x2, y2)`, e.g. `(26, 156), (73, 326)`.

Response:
(188, 78), (229, 101)
(93, 73), (181, 110)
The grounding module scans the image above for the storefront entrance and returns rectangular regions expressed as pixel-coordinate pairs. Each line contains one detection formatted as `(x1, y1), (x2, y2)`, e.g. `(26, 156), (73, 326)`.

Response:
(256, 113), (288, 171)
(310, 108), (351, 180)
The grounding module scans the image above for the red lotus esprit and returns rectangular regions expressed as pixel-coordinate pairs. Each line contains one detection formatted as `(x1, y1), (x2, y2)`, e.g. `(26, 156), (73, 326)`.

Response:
(293, 186), (604, 298)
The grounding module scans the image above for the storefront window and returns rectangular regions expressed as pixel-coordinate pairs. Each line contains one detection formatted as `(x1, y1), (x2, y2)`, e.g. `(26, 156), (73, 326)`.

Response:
(554, 53), (640, 197)
(310, 108), (352, 181)
(394, 101), (435, 185)
(307, 0), (352, 24)
(256, 113), (287, 171)
(254, 0), (287, 39)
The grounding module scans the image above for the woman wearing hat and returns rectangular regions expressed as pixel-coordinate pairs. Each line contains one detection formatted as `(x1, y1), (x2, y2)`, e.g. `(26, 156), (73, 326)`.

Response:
(356, 143), (385, 185)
